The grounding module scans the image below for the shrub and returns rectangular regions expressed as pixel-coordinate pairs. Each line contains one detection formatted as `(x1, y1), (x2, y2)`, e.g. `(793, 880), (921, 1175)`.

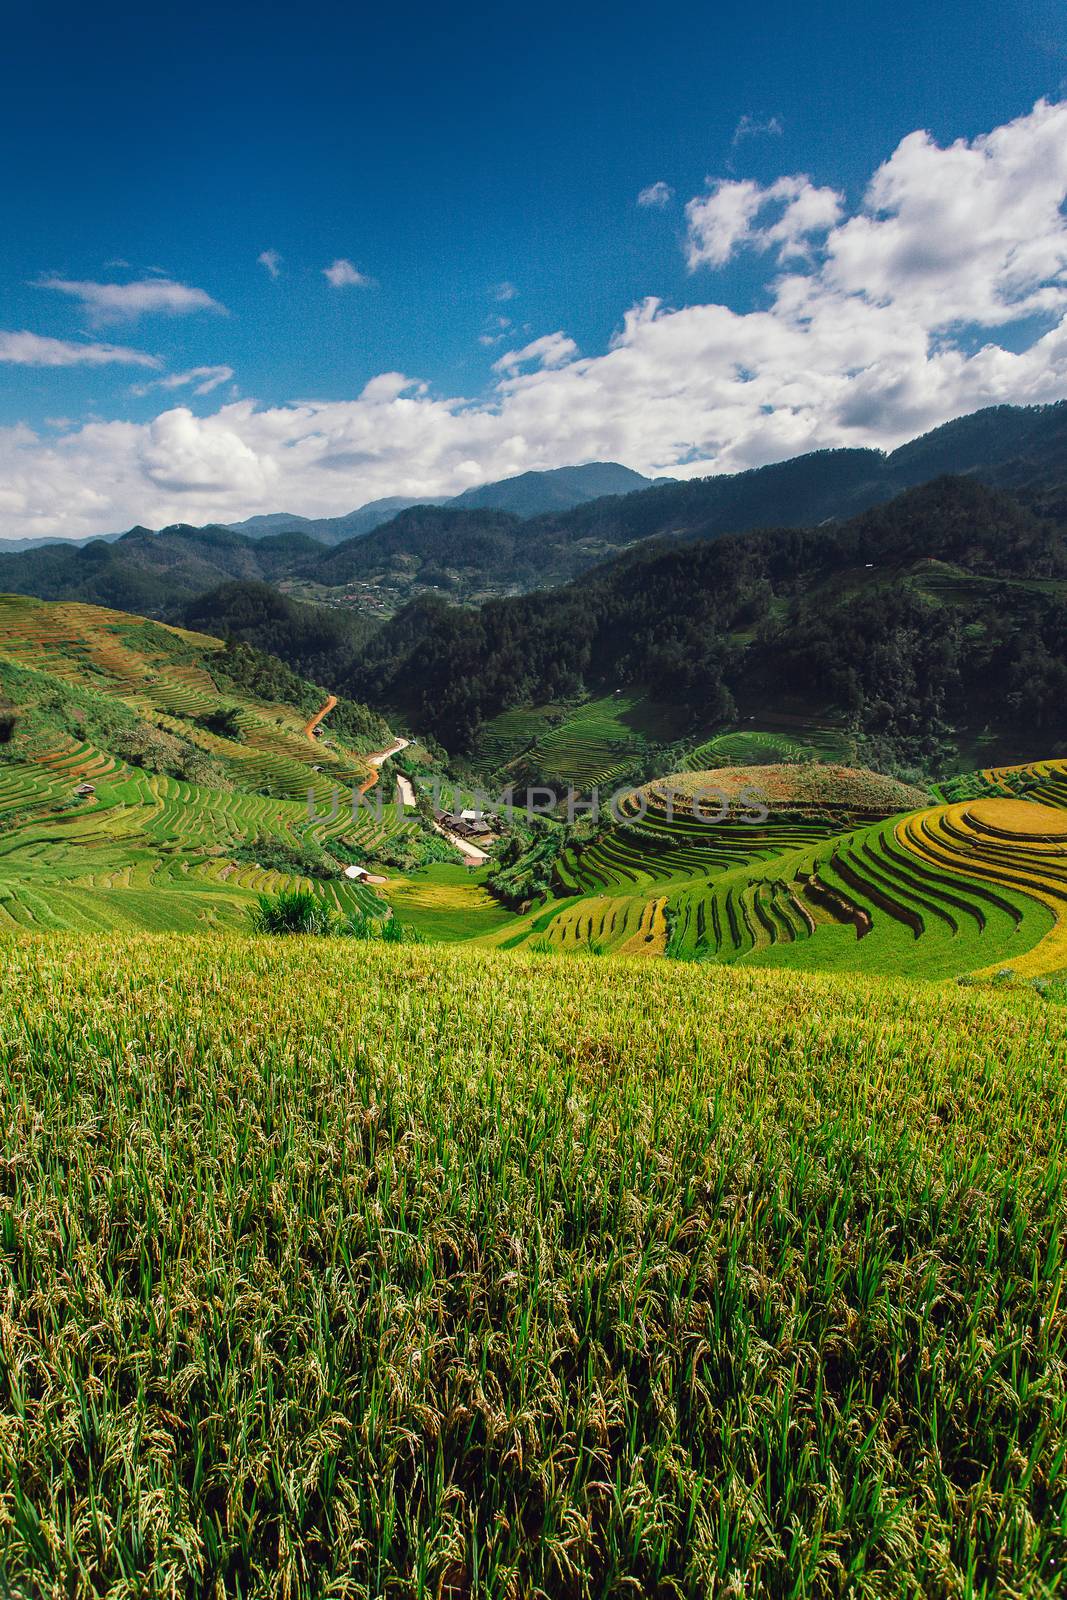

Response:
(195, 704), (244, 739)
(248, 890), (340, 936)
(249, 892), (421, 942)
(112, 723), (234, 790)
(232, 833), (340, 879)
(372, 829), (460, 871)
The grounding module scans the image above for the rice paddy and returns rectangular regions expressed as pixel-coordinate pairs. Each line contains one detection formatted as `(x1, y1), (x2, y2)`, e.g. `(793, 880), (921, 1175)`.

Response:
(501, 762), (1067, 980)
(476, 692), (686, 791)
(1, 934), (1065, 1597)
(0, 596), (419, 934)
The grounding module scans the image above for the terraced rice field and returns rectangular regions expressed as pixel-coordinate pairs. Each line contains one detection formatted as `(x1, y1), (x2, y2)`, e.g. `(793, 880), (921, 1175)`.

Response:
(0, 596), (377, 804)
(501, 765), (1067, 980)
(0, 754), (410, 933)
(678, 723), (853, 770)
(515, 697), (643, 789)
(0, 597), (427, 933)
(478, 692), (683, 790)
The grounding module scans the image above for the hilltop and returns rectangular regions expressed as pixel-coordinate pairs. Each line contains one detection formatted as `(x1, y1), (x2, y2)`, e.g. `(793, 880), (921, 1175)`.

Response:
(642, 762), (931, 819)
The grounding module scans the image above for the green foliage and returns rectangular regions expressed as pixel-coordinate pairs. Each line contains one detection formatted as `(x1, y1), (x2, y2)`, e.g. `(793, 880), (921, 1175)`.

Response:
(371, 828), (460, 871)
(195, 702), (244, 739)
(231, 833), (341, 879)
(110, 722), (234, 790)
(248, 890), (420, 941)
(248, 887), (341, 935)
(351, 476), (1067, 760)
(205, 628), (389, 746)
(486, 819), (583, 908)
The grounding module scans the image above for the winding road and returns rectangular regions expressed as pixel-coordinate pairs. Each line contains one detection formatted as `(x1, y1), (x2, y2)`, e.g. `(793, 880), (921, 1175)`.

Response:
(358, 735), (411, 795)
(306, 701), (486, 864)
(302, 694), (338, 741)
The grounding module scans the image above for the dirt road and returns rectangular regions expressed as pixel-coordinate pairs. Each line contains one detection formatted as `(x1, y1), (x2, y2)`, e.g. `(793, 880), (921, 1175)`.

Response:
(303, 694), (337, 741)
(357, 736), (411, 796)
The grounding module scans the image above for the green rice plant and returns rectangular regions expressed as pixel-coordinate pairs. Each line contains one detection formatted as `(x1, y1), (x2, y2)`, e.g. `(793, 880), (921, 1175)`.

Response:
(0, 936), (1065, 1595)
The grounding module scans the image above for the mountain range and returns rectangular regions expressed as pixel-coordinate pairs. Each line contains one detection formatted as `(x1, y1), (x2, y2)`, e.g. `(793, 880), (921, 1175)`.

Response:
(1, 402), (1065, 623)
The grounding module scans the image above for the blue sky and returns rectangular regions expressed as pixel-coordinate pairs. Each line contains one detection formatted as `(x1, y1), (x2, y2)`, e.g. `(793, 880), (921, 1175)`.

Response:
(2, 0), (1067, 537)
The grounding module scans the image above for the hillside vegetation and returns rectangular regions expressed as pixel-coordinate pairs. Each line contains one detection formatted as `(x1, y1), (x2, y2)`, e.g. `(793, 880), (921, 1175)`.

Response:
(346, 475), (1067, 766)
(643, 763), (931, 819)
(0, 933), (1064, 1596)
(2, 400), (1067, 625)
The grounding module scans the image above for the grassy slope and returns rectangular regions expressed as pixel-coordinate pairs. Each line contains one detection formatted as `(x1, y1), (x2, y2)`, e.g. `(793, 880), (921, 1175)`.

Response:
(0, 596), (419, 933)
(474, 691), (689, 791)
(1, 933), (1065, 1596)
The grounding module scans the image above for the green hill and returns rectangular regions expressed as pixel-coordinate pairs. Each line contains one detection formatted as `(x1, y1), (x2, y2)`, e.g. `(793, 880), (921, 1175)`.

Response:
(347, 475), (1067, 767)
(0, 596), (419, 934)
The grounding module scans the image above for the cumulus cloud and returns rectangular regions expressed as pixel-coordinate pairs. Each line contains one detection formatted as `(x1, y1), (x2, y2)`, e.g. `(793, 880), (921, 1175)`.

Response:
(732, 113), (784, 145)
(637, 181), (673, 208)
(4, 100), (1067, 543)
(685, 174), (843, 268)
(258, 250), (282, 279)
(33, 276), (225, 325)
(490, 281), (517, 302)
(131, 365), (235, 398)
(492, 332), (579, 374)
(0, 331), (161, 368)
(823, 98), (1067, 328)
(323, 259), (373, 288)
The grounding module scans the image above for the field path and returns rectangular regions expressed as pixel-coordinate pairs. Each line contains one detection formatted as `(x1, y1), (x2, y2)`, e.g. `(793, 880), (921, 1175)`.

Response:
(357, 736), (411, 795)
(303, 694), (337, 741)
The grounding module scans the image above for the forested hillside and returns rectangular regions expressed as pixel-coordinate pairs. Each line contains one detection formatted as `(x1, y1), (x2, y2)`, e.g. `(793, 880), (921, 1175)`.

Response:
(0, 524), (322, 614)
(291, 399), (1067, 601)
(338, 477), (1067, 764)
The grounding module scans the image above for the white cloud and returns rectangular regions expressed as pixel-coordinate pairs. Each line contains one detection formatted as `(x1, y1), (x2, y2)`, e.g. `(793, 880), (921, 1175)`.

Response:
(258, 250), (282, 279)
(492, 332), (579, 374)
(4, 100), (1067, 543)
(490, 281), (517, 302)
(823, 97), (1067, 328)
(323, 259), (373, 289)
(33, 276), (225, 325)
(131, 365), (235, 398)
(732, 113), (784, 145)
(0, 331), (161, 368)
(359, 372), (426, 403)
(637, 181), (673, 208)
(685, 175), (843, 268)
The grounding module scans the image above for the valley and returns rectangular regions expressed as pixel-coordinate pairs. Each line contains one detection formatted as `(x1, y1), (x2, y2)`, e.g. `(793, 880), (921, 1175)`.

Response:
(0, 593), (1064, 997)
(0, 413), (1065, 1600)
